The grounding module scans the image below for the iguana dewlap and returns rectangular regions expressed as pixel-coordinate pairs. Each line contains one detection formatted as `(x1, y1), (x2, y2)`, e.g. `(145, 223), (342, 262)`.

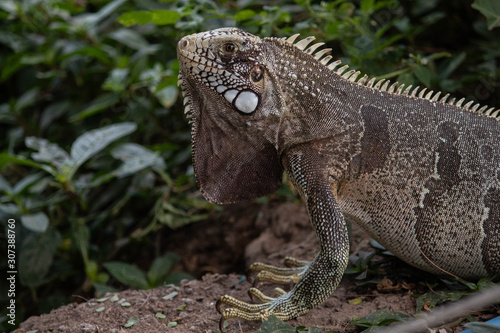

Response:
(177, 27), (500, 325)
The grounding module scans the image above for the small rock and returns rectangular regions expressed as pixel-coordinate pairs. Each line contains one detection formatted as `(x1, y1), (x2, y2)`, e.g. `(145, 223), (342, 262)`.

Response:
(79, 323), (97, 332)
(180, 279), (192, 286)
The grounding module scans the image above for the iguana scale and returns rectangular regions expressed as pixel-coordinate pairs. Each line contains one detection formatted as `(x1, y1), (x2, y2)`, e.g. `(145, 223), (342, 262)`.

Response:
(177, 27), (500, 326)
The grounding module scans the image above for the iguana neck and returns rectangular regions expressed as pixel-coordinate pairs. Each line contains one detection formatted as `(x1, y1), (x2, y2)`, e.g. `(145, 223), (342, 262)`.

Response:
(260, 38), (362, 155)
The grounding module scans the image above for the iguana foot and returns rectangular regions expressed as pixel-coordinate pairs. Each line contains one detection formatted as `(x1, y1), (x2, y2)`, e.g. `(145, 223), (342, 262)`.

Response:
(216, 288), (302, 330)
(217, 257), (311, 330)
(249, 256), (310, 286)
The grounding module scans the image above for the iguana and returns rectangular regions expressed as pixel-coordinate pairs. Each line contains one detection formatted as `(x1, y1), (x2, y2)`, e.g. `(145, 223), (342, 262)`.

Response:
(176, 27), (500, 327)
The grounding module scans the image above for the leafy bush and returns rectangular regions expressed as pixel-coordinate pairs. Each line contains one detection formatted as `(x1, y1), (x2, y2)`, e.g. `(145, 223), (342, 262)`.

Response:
(0, 0), (498, 330)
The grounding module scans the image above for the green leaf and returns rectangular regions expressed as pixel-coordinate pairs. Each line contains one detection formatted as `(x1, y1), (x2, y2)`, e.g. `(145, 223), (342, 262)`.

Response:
(40, 101), (71, 130)
(14, 87), (40, 113)
(117, 11), (152, 26)
(124, 317), (139, 328)
(21, 212), (49, 233)
(73, 219), (90, 271)
(103, 262), (149, 289)
(413, 66), (432, 87)
(350, 308), (410, 328)
(472, 0), (500, 30)
(59, 46), (113, 65)
(26, 137), (70, 170)
(109, 28), (159, 53)
(464, 322), (500, 333)
(111, 143), (165, 177)
(416, 290), (470, 309)
(254, 315), (294, 332)
(118, 10), (181, 26)
(0, 153), (46, 172)
(146, 252), (179, 286)
(102, 68), (129, 92)
(0, 175), (13, 193)
(13, 173), (44, 195)
(20, 54), (46, 65)
(360, 0), (375, 13)
(19, 227), (62, 288)
(1, 53), (25, 81)
(348, 297), (363, 305)
(74, 0), (127, 28)
(154, 85), (178, 108)
(0, 0), (18, 14)
(92, 282), (119, 297)
(437, 52), (466, 79)
(0, 203), (20, 214)
(164, 271), (194, 285)
(477, 278), (497, 291)
(69, 93), (120, 122)
(91, 0), (127, 23)
(150, 10), (181, 25)
(233, 9), (257, 21)
(68, 122), (137, 179)
(163, 291), (178, 300)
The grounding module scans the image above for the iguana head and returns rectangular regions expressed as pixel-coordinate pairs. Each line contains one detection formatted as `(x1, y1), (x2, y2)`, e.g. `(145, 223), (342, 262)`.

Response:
(177, 28), (283, 204)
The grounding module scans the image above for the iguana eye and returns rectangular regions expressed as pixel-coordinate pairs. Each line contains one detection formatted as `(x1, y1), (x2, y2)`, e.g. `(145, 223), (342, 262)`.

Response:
(223, 43), (236, 53)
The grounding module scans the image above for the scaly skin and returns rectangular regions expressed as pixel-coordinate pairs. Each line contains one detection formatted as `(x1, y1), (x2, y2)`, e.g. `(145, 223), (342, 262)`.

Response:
(176, 28), (500, 327)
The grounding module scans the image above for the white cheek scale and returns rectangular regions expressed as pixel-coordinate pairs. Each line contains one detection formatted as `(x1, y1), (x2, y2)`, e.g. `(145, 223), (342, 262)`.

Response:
(224, 89), (238, 104)
(223, 89), (259, 114)
(234, 90), (259, 114)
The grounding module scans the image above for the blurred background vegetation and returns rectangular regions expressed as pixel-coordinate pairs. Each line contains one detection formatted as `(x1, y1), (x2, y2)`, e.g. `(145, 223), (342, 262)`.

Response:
(0, 0), (498, 329)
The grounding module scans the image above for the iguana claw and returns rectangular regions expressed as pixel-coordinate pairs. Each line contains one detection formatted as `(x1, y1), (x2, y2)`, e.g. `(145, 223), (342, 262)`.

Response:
(215, 299), (223, 314)
(251, 275), (260, 289)
(218, 316), (226, 332)
(217, 293), (295, 326)
(216, 258), (311, 328)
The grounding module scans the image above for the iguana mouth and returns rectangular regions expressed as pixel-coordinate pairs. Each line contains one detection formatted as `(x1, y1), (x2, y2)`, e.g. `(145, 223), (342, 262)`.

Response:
(177, 47), (226, 76)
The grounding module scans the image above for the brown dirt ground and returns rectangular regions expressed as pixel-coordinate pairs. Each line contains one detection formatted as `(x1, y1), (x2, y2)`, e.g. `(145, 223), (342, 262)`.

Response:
(13, 202), (496, 333)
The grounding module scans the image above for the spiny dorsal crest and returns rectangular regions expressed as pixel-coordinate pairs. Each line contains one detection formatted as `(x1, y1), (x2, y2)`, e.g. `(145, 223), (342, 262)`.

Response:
(282, 33), (500, 119)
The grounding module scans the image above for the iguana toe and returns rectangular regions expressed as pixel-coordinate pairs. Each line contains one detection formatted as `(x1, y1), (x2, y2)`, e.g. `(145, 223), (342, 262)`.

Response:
(216, 291), (301, 329)
(249, 257), (310, 286)
(253, 270), (302, 286)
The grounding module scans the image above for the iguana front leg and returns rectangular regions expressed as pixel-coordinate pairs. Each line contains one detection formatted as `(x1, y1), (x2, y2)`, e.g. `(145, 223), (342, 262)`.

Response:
(217, 148), (350, 326)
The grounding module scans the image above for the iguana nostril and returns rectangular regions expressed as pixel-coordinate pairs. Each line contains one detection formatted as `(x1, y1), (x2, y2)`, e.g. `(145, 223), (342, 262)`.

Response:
(180, 39), (189, 49)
